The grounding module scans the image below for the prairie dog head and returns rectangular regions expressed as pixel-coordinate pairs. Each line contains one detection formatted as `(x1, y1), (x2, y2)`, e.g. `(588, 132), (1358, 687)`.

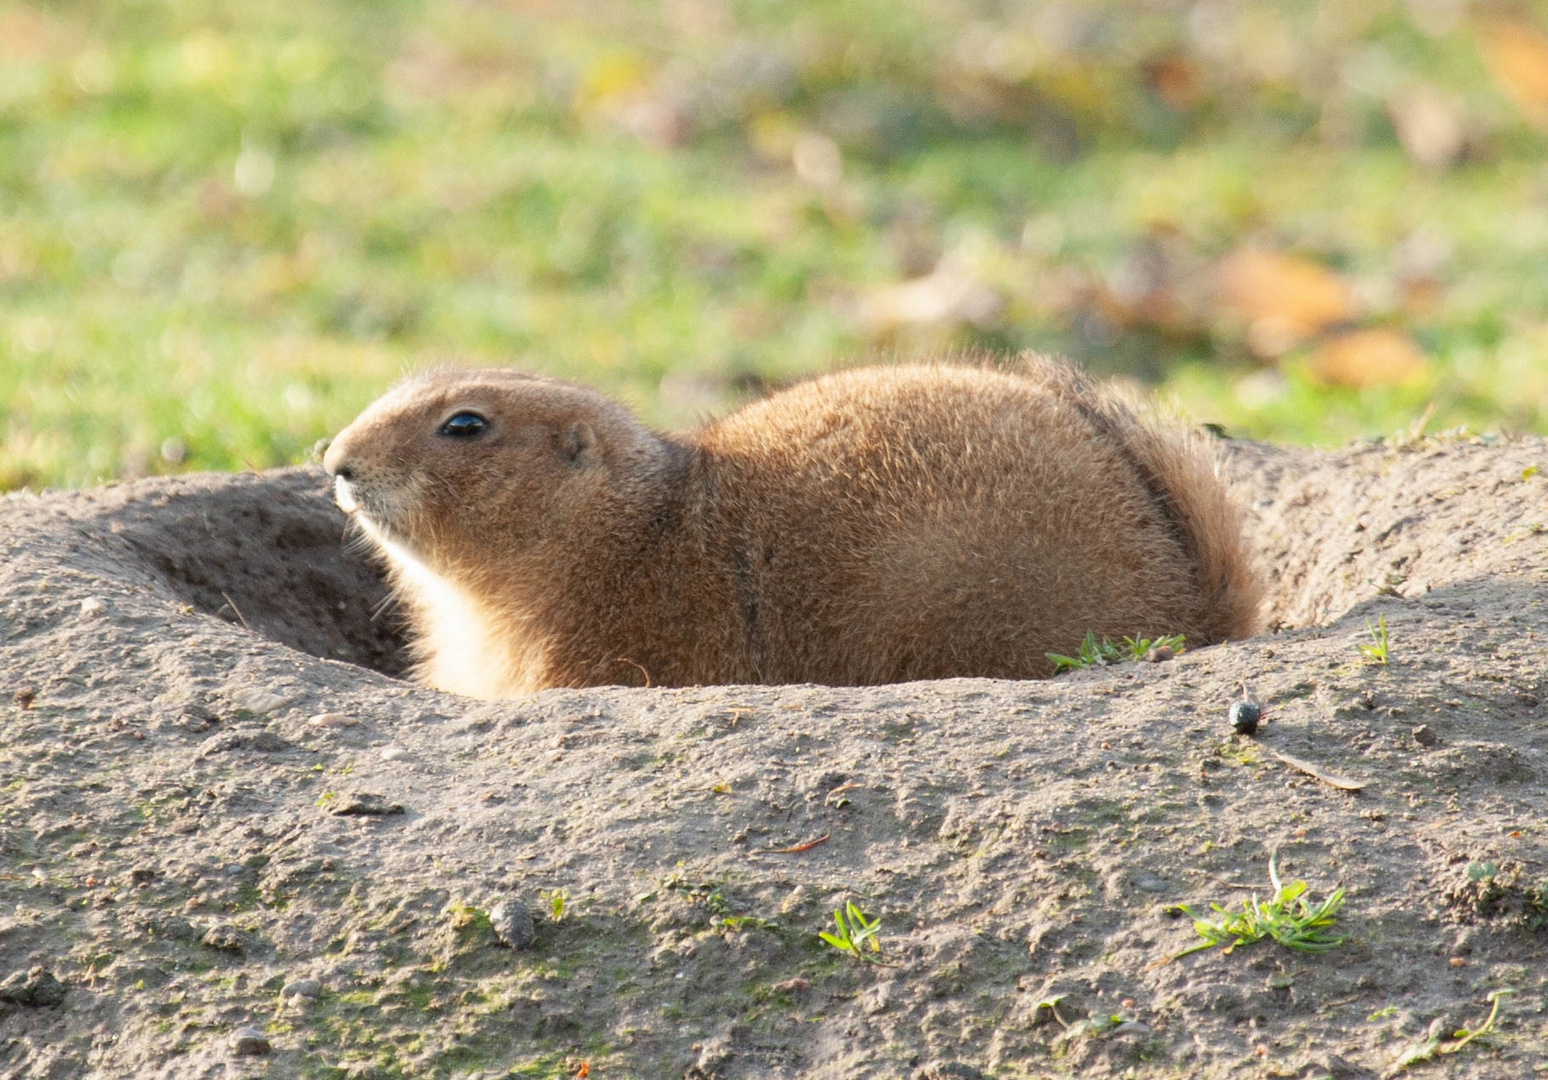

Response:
(324, 369), (666, 580)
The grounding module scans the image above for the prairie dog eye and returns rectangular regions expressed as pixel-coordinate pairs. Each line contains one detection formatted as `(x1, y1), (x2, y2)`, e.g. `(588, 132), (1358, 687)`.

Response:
(438, 411), (488, 438)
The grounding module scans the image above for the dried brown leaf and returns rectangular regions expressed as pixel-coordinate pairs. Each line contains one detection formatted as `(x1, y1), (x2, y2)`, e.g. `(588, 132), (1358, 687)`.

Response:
(1478, 18), (1548, 130)
(1310, 328), (1428, 389)
(1214, 249), (1357, 356)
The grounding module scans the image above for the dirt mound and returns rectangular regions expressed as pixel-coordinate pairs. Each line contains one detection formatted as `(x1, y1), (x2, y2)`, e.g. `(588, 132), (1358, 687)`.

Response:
(1, 437), (1546, 1079)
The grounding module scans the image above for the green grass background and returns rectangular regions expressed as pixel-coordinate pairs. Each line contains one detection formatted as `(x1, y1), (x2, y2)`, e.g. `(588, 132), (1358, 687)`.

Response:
(3, 0), (1547, 490)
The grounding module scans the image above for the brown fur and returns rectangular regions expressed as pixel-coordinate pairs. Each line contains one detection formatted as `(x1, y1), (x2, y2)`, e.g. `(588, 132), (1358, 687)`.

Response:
(322, 360), (1262, 698)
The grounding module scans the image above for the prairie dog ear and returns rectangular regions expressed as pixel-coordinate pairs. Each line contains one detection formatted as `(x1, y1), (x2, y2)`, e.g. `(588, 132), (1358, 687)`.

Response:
(560, 421), (598, 465)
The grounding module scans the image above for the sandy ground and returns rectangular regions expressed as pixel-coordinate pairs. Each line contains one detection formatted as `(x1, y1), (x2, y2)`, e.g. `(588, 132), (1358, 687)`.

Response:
(1, 433), (1546, 1079)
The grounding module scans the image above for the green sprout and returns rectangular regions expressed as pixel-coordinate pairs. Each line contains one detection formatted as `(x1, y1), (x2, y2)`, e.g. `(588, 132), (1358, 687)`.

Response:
(1048, 632), (1186, 672)
(1388, 990), (1513, 1073)
(1030, 994), (1068, 1027)
(1166, 851), (1346, 963)
(1359, 615), (1390, 665)
(819, 902), (883, 962)
(539, 888), (568, 923)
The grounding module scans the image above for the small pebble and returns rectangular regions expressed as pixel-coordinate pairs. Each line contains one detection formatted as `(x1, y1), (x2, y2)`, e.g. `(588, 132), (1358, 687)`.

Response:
(309, 712), (358, 729)
(280, 977), (321, 1000)
(196, 732), (245, 758)
(249, 731), (293, 753)
(196, 730), (292, 758)
(489, 900), (536, 949)
(1229, 700), (1262, 736)
(230, 1026), (271, 1056)
(12, 687), (36, 709)
(329, 792), (405, 816)
(200, 923), (247, 953)
(380, 746), (410, 761)
(1412, 724), (1440, 747)
(0, 967), (67, 1007)
(696, 1035), (734, 1072)
(78, 597), (107, 616)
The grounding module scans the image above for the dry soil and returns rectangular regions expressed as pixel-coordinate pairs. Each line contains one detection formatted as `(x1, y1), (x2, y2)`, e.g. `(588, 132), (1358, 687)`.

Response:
(1, 433), (1547, 1079)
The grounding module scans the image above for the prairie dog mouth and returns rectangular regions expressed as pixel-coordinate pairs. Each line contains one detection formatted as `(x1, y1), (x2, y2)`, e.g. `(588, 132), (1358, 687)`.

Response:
(333, 476), (412, 553)
(333, 474), (360, 514)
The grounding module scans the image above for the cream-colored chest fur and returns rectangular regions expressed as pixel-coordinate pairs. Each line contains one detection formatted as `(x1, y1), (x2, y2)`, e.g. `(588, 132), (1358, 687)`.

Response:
(357, 520), (547, 699)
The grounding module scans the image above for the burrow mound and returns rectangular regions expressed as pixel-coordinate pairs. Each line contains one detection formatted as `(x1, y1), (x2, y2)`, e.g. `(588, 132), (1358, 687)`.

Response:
(6, 468), (409, 678)
(1, 436), (1546, 1080)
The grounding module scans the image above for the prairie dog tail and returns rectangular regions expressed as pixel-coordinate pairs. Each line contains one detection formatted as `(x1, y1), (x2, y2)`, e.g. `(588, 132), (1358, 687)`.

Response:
(1022, 356), (1264, 643)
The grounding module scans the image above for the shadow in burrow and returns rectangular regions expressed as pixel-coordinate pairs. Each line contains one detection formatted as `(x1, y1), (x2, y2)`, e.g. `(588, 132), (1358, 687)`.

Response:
(104, 466), (410, 679)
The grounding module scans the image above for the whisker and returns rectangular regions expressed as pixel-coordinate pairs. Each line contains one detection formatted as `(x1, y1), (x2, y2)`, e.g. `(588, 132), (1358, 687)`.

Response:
(369, 591), (399, 622)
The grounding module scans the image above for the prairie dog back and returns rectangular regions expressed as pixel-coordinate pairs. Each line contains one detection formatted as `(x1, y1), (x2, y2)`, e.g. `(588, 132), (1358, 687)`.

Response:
(693, 362), (1260, 683)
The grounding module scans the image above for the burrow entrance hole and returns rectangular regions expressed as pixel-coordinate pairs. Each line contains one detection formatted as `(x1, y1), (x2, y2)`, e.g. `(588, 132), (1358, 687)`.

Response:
(110, 469), (410, 678)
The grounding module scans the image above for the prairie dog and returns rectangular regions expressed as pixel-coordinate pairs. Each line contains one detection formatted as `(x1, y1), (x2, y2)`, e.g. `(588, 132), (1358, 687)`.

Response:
(323, 360), (1261, 698)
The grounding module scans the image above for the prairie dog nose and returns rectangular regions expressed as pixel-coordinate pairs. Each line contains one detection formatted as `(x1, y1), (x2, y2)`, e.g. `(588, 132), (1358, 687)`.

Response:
(322, 437), (352, 479)
(321, 436), (360, 511)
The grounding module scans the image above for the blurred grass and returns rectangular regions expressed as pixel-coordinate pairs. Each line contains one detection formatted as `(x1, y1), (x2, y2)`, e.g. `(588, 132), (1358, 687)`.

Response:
(3, 0), (1547, 490)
